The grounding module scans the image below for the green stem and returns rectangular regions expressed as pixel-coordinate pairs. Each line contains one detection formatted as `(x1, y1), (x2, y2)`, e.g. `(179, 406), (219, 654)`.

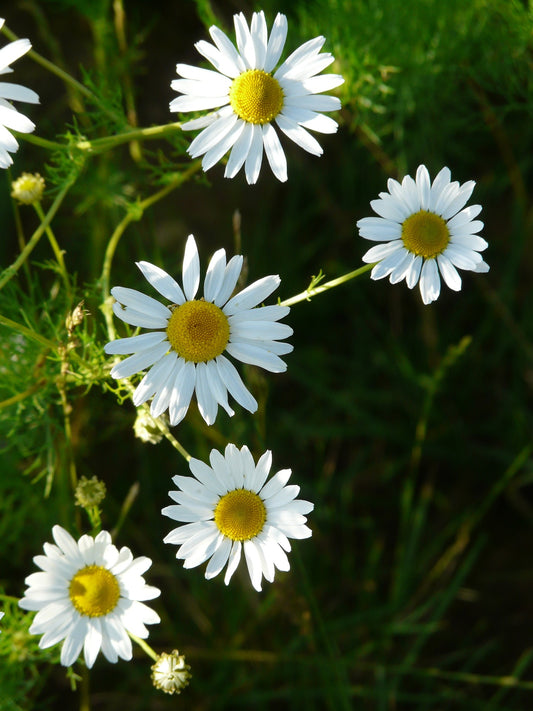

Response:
(14, 132), (65, 151)
(33, 202), (72, 298)
(0, 313), (56, 349)
(79, 666), (90, 711)
(280, 263), (374, 307)
(129, 632), (158, 662)
(0, 379), (46, 410)
(0, 174), (77, 292)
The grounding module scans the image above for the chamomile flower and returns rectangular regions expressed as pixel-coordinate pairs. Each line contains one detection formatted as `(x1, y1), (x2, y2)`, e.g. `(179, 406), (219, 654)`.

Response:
(19, 526), (160, 668)
(162, 444), (314, 592)
(170, 11), (344, 184)
(0, 18), (39, 168)
(105, 234), (293, 427)
(357, 165), (489, 304)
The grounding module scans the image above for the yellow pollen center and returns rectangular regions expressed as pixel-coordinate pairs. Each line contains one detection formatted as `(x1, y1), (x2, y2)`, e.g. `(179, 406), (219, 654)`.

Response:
(401, 210), (450, 258)
(68, 565), (120, 617)
(166, 300), (230, 363)
(214, 489), (267, 541)
(229, 69), (284, 125)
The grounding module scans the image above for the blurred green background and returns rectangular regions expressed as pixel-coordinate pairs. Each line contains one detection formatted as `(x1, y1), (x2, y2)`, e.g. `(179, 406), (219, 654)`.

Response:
(1, 0), (533, 708)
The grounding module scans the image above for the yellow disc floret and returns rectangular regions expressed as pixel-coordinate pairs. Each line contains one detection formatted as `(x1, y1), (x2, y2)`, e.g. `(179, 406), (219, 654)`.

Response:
(166, 300), (230, 363)
(401, 210), (450, 259)
(69, 565), (120, 617)
(214, 489), (267, 541)
(229, 69), (284, 125)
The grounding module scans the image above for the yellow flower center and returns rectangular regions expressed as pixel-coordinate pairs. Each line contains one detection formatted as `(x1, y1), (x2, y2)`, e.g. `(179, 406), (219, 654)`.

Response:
(68, 565), (121, 617)
(166, 300), (230, 363)
(214, 489), (267, 541)
(401, 210), (450, 258)
(229, 69), (284, 125)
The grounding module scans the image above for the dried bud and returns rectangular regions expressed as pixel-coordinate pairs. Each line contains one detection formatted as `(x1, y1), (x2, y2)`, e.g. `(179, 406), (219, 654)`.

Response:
(66, 301), (87, 335)
(151, 650), (191, 695)
(11, 173), (45, 205)
(74, 476), (106, 508)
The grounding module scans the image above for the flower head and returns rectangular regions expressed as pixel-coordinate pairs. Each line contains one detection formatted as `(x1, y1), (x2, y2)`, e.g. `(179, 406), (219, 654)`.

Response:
(105, 234), (293, 427)
(170, 11), (344, 184)
(162, 444), (314, 592)
(74, 475), (106, 508)
(11, 171), (45, 204)
(0, 19), (39, 168)
(19, 525), (160, 668)
(151, 649), (191, 695)
(357, 165), (489, 304)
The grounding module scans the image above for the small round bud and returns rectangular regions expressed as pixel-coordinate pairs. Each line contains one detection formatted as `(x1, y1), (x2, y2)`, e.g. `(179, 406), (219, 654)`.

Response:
(151, 650), (191, 695)
(74, 476), (106, 508)
(11, 173), (45, 205)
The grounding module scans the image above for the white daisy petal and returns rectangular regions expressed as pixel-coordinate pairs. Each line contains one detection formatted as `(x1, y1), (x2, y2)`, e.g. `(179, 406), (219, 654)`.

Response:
(264, 13), (288, 73)
(136, 261), (185, 304)
(224, 274), (280, 315)
(111, 286), (171, 319)
(182, 234), (200, 300)
(224, 541), (242, 584)
(208, 26), (245, 76)
(244, 124), (264, 185)
(419, 259), (441, 304)
(203, 248), (227, 302)
(357, 164), (488, 303)
(202, 119), (244, 171)
(226, 341), (287, 373)
(275, 113), (323, 156)
(168, 360), (196, 426)
(262, 122), (287, 182)
(104, 331), (167, 356)
(150, 357), (184, 418)
(133, 352), (179, 407)
(195, 362), (218, 425)
(250, 11), (268, 69)
(437, 253), (462, 291)
(215, 254), (244, 306)
(19, 526), (160, 668)
(225, 121), (255, 179)
(109, 341), (169, 380)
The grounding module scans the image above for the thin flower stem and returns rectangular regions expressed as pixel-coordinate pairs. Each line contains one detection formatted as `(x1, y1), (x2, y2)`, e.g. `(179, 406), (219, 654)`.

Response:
(0, 174), (77, 292)
(0, 379), (46, 410)
(0, 313), (56, 350)
(129, 632), (159, 662)
(280, 263), (374, 308)
(111, 482), (140, 540)
(33, 202), (72, 298)
(14, 132), (65, 151)
(79, 666), (90, 711)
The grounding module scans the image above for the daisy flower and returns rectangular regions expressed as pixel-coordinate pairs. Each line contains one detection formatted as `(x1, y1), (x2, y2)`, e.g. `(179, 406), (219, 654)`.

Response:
(19, 526), (160, 668)
(162, 444), (314, 592)
(0, 18), (39, 168)
(357, 164), (490, 304)
(105, 234), (293, 427)
(170, 10), (344, 184)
